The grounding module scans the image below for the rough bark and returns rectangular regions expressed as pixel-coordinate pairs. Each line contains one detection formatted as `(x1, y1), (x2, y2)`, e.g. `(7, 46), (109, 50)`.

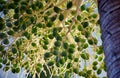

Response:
(98, 0), (120, 78)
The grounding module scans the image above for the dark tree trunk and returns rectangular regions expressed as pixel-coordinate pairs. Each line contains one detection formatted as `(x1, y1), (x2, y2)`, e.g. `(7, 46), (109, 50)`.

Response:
(98, 0), (120, 78)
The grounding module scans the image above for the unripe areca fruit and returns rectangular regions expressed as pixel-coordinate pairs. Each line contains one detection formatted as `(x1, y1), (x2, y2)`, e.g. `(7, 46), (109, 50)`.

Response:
(12, 48), (17, 54)
(59, 13), (64, 21)
(67, 1), (72, 9)
(54, 6), (61, 13)
(0, 45), (4, 51)
(54, 41), (61, 47)
(47, 61), (54, 66)
(3, 38), (9, 44)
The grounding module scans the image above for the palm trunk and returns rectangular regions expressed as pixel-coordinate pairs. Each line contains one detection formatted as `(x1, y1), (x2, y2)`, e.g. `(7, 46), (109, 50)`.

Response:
(98, 0), (120, 78)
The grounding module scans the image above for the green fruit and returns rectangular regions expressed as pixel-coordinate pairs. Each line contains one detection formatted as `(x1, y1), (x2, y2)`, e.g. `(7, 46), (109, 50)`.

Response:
(56, 62), (61, 67)
(77, 25), (82, 31)
(88, 39), (93, 45)
(26, 9), (32, 14)
(43, 45), (48, 50)
(14, 20), (19, 26)
(13, 13), (19, 19)
(12, 68), (16, 73)
(50, 15), (57, 22)
(44, 39), (49, 45)
(31, 42), (36, 47)
(46, 21), (53, 27)
(35, 1), (43, 9)
(97, 69), (102, 75)
(86, 70), (92, 75)
(13, 0), (20, 2)
(59, 13), (64, 21)
(92, 66), (97, 70)
(14, 7), (20, 13)
(83, 43), (88, 49)
(0, 64), (2, 68)
(32, 27), (37, 34)
(56, 35), (62, 41)
(77, 15), (81, 21)
(68, 54), (73, 59)
(36, 67), (41, 73)
(36, 63), (42, 73)
(74, 58), (79, 62)
(98, 56), (103, 61)
(0, 33), (7, 39)
(52, 50), (58, 55)
(67, 63), (72, 69)
(54, 41), (61, 47)
(6, 22), (12, 27)
(31, 4), (37, 10)
(61, 51), (67, 57)
(80, 53), (89, 60)
(59, 58), (65, 64)
(36, 23), (43, 28)
(3, 38), (9, 44)
(7, 30), (14, 35)
(73, 68), (79, 74)
(44, 52), (51, 58)
(0, 23), (5, 30)
(12, 48), (17, 54)
(54, 6), (61, 13)
(81, 22), (89, 28)
(16, 39), (22, 47)
(69, 44), (75, 48)
(93, 61), (98, 65)
(75, 36), (80, 42)
(63, 42), (68, 49)
(0, 45), (4, 51)
(48, 34), (54, 39)
(2, 59), (7, 64)
(23, 31), (30, 39)
(15, 67), (20, 73)
(91, 14), (98, 18)
(68, 47), (74, 53)
(47, 61), (54, 66)
(3, 66), (10, 72)
(67, 1), (72, 9)
(81, 4), (86, 11)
